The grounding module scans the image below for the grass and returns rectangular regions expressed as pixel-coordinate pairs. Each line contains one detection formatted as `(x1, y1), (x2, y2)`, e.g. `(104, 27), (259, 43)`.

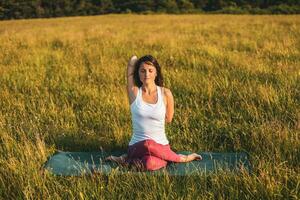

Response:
(0, 14), (299, 199)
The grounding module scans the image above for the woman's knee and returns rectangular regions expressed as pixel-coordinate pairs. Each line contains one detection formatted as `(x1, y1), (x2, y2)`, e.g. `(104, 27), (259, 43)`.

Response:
(142, 155), (167, 171)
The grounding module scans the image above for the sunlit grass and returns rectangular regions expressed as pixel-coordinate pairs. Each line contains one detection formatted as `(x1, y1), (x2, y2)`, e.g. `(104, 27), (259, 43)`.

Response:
(0, 14), (299, 199)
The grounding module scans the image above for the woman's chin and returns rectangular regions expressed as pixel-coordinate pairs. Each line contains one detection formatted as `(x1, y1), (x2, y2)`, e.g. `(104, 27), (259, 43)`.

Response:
(144, 79), (154, 83)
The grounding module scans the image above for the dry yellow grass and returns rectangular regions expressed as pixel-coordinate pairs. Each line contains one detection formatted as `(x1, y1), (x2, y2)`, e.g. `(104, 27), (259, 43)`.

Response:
(0, 14), (299, 199)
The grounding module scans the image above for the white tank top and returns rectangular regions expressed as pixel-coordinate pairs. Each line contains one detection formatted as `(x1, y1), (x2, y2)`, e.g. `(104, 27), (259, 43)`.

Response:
(129, 86), (169, 145)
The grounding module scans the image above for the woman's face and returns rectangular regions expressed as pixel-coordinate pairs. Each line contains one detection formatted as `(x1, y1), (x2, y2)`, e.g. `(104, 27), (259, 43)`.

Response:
(138, 62), (157, 85)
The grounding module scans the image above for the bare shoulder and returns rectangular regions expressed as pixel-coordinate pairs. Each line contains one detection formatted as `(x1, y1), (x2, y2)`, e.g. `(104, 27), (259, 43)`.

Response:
(163, 87), (172, 95)
(162, 87), (174, 119)
(129, 86), (139, 96)
(162, 87), (173, 97)
(132, 86), (139, 93)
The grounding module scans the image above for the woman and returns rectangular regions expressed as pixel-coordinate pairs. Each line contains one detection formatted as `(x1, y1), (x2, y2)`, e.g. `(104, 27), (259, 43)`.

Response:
(106, 55), (202, 171)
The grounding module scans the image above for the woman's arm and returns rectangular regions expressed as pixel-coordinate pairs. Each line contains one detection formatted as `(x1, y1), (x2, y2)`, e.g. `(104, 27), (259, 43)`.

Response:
(127, 56), (138, 104)
(164, 88), (174, 123)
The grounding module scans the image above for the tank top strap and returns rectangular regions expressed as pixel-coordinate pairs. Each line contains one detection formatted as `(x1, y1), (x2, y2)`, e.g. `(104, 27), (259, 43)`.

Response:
(137, 87), (142, 99)
(157, 86), (163, 105)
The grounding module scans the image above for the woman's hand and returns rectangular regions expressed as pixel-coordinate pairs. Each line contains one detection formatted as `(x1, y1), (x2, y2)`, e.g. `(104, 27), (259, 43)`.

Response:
(128, 55), (137, 72)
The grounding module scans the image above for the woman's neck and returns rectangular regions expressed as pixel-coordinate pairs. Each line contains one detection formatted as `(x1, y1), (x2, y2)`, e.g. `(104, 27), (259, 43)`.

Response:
(141, 83), (157, 95)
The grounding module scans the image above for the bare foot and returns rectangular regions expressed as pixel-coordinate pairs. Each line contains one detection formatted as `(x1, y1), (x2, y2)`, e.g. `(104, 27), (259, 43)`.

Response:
(179, 153), (202, 162)
(191, 153), (202, 160)
(105, 154), (127, 165)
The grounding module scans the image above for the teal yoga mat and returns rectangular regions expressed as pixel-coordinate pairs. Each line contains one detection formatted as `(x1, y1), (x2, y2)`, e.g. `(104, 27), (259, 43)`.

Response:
(43, 151), (251, 176)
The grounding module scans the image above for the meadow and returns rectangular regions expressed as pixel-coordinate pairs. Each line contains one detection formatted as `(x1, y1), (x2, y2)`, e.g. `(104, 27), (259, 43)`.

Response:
(0, 14), (299, 199)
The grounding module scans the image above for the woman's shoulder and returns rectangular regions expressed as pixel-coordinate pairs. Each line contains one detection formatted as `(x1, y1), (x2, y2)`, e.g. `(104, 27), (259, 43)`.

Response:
(132, 86), (139, 95)
(161, 87), (172, 97)
(128, 86), (139, 103)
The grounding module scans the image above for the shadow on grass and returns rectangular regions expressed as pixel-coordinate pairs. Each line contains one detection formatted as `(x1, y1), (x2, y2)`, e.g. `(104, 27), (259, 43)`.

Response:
(46, 133), (128, 153)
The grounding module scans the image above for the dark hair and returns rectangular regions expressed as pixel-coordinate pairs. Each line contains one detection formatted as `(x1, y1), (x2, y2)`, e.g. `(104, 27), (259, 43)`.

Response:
(133, 55), (164, 87)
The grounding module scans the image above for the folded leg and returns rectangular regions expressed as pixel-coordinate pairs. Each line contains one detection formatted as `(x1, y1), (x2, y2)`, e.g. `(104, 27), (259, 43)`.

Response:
(129, 155), (167, 171)
(127, 139), (181, 163)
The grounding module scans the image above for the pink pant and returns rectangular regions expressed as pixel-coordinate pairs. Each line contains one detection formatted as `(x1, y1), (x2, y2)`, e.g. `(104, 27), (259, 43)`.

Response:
(126, 139), (181, 171)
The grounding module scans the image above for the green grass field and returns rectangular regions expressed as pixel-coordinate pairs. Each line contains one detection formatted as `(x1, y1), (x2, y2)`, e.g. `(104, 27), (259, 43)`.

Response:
(0, 14), (299, 199)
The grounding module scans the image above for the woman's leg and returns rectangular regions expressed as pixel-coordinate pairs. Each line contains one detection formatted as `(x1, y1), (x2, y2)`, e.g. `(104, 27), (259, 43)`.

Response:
(144, 140), (181, 162)
(105, 154), (127, 165)
(141, 155), (168, 171)
(127, 139), (181, 163)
